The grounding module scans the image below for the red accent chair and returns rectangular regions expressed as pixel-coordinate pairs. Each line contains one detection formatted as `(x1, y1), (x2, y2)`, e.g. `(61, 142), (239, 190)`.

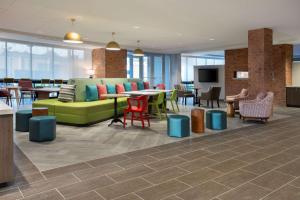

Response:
(0, 88), (12, 106)
(123, 95), (150, 128)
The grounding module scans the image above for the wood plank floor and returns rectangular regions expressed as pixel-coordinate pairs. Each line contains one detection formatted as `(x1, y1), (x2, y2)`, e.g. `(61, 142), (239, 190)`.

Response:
(1, 107), (300, 199)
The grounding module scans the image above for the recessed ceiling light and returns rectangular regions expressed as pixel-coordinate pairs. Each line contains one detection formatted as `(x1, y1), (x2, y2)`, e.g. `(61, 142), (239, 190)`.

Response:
(209, 38), (215, 41)
(176, 33), (183, 37)
(133, 25), (140, 29)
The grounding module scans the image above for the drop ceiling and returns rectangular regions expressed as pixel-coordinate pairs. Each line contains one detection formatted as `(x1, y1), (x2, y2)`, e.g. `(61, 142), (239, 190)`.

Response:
(0, 0), (300, 53)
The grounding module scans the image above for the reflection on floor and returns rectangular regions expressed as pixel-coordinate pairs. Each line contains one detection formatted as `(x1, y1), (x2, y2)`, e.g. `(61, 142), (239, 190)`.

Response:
(0, 106), (300, 200)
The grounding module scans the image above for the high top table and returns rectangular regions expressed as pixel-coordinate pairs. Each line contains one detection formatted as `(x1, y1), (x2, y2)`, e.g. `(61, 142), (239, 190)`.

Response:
(0, 101), (13, 183)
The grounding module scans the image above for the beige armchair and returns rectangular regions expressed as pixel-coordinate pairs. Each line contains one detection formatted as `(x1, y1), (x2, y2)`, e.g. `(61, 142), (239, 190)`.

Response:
(239, 92), (274, 122)
(226, 88), (249, 111)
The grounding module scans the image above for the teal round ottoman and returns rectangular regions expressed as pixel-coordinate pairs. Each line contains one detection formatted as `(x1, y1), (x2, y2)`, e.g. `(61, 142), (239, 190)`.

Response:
(206, 110), (227, 130)
(167, 115), (190, 138)
(16, 110), (32, 132)
(29, 116), (56, 142)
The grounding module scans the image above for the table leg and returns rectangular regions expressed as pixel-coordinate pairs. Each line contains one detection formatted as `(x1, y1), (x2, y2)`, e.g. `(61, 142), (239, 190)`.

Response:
(14, 89), (20, 106)
(108, 97), (124, 126)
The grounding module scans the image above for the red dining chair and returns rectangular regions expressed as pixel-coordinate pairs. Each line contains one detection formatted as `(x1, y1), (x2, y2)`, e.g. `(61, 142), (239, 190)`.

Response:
(0, 88), (12, 106)
(123, 95), (150, 128)
(156, 83), (166, 90)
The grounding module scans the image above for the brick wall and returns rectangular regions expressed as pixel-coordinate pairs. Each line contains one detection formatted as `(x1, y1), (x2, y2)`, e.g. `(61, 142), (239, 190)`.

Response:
(225, 48), (248, 96)
(225, 44), (293, 106)
(92, 48), (127, 78)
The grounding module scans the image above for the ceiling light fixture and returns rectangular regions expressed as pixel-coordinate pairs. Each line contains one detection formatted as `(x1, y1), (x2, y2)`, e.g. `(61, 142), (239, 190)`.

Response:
(63, 18), (83, 44)
(106, 32), (121, 51)
(133, 40), (144, 57)
(209, 38), (215, 41)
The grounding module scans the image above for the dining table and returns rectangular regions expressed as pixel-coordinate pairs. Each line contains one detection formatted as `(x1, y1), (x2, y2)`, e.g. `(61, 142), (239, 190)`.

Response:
(4, 86), (20, 105)
(30, 87), (60, 100)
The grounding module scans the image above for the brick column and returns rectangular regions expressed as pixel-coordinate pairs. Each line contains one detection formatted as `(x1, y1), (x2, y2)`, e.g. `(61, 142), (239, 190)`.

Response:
(92, 48), (127, 78)
(248, 28), (273, 97)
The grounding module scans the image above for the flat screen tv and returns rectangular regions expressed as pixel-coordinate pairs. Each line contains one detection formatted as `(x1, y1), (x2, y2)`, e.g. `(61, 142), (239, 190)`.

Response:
(198, 68), (218, 82)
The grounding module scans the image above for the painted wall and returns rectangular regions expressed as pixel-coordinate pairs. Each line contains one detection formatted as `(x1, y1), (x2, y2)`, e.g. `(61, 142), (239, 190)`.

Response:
(194, 65), (225, 99)
(292, 62), (300, 86)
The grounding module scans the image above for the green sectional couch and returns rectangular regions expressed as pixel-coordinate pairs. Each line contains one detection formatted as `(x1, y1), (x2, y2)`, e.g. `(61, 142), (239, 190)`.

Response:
(32, 78), (140, 125)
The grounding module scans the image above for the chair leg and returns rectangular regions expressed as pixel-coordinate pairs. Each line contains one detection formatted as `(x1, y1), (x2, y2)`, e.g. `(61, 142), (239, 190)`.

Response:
(217, 99), (220, 108)
(140, 112), (144, 128)
(207, 100), (209, 107)
(176, 101), (180, 112)
(162, 103), (167, 118)
(131, 113), (134, 125)
(185, 97), (187, 105)
(170, 101), (175, 113)
(211, 100), (214, 109)
(123, 112), (127, 128)
(156, 104), (162, 120)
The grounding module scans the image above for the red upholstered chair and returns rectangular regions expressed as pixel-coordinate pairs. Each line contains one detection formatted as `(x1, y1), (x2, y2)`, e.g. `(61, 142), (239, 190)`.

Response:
(143, 82), (150, 89)
(0, 88), (12, 106)
(18, 79), (34, 104)
(156, 83), (166, 90)
(116, 84), (125, 94)
(131, 82), (138, 91)
(96, 84), (107, 100)
(123, 95), (150, 128)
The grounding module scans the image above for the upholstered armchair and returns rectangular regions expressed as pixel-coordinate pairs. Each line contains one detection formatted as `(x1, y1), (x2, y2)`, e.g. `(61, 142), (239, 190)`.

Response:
(174, 84), (195, 105)
(226, 88), (249, 111)
(239, 92), (274, 122)
(198, 87), (221, 108)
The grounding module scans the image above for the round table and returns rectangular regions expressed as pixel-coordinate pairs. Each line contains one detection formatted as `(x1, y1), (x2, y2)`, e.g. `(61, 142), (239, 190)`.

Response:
(226, 98), (235, 117)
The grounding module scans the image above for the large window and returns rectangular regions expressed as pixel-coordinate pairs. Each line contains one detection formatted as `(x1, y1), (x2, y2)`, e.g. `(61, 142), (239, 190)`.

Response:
(0, 40), (91, 79)
(0, 42), (5, 78)
(165, 55), (171, 89)
(154, 56), (163, 85)
(133, 57), (140, 79)
(32, 46), (53, 79)
(7, 42), (31, 79)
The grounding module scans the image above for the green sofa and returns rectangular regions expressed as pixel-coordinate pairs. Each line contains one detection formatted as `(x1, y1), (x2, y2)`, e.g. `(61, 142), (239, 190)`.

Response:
(32, 78), (140, 125)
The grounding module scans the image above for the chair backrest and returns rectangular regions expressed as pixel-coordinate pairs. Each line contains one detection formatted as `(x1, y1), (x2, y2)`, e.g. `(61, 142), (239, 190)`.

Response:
(211, 87), (221, 99)
(54, 79), (63, 84)
(240, 88), (248, 98)
(41, 79), (50, 84)
(18, 79), (33, 89)
(170, 89), (177, 101)
(156, 92), (165, 104)
(256, 92), (267, 101)
(4, 78), (14, 85)
(127, 95), (148, 112)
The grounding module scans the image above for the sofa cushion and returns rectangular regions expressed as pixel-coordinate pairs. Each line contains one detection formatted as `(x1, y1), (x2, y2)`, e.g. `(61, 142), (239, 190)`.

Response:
(86, 85), (98, 101)
(144, 82), (150, 89)
(131, 82), (138, 91)
(124, 82), (132, 91)
(137, 82), (144, 90)
(116, 84), (125, 94)
(96, 84), (107, 100)
(107, 84), (116, 94)
(58, 84), (76, 102)
(68, 78), (102, 102)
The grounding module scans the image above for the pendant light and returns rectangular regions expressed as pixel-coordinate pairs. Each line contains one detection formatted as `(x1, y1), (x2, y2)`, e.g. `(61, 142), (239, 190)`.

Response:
(133, 40), (144, 57)
(63, 18), (83, 44)
(106, 32), (121, 51)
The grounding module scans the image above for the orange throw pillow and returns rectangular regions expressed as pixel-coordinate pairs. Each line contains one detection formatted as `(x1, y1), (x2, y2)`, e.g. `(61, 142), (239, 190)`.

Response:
(96, 84), (107, 100)
(131, 82), (138, 91)
(116, 84), (125, 94)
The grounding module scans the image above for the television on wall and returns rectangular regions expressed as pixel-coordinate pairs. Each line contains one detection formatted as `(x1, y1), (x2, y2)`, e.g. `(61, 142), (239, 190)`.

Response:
(198, 68), (218, 82)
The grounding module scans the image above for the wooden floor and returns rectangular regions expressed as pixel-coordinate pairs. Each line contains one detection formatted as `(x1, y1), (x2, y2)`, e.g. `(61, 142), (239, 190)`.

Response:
(1, 107), (300, 200)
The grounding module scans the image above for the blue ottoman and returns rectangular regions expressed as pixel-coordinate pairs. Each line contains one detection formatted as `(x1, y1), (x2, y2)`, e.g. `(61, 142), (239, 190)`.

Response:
(29, 116), (56, 142)
(167, 115), (190, 138)
(16, 110), (32, 132)
(206, 110), (227, 130)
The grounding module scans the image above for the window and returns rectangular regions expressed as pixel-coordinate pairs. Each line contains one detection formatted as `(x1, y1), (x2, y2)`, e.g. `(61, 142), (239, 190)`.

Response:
(32, 46), (53, 79)
(234, 71), (249, 79)
(53, 48), (72, 79)
(133, 57), (140, 78)
(165, 55), (171, 89)
(7, 42), (31, 79)
(215, 59), (224, 65)
(154, 56), (162, 85)
(143, 56), (149, 81)
(181, 57), (187, 81)
(206, 59), (215, 65)
(0, 42), (5, 78)
(126, 57), (130, 78)
(73, 50), (89, 78)
(196, 58), (206, 65)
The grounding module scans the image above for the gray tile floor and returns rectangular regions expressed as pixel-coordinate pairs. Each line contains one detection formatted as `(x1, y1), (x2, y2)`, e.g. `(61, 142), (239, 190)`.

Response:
(1, 106), (300, 199)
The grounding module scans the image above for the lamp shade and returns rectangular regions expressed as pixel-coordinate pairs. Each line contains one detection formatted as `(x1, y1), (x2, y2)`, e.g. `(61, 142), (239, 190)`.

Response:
(133, 48), (144, 56)
(106, 41), (121, 51)
(63, 32), (83, 43)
